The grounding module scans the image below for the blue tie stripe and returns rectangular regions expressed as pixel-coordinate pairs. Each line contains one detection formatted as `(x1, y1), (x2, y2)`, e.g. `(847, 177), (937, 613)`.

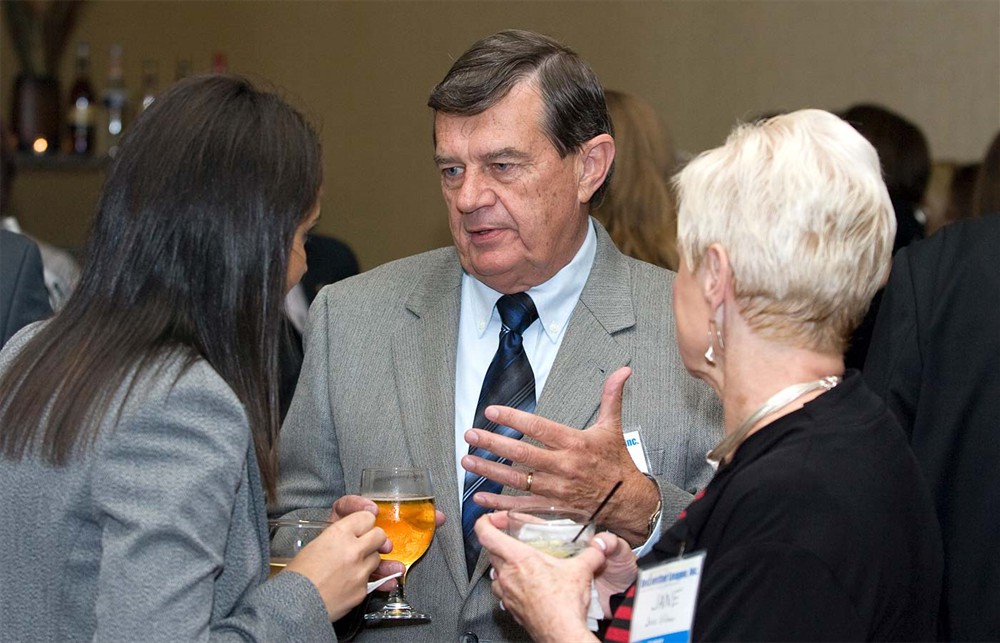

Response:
(461, 292), (538, 577)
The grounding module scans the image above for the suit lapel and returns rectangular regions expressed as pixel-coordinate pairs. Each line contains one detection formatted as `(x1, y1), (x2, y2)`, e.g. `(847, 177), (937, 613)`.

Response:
(392, 252), (472, 596)
(538, 223), (634, 427)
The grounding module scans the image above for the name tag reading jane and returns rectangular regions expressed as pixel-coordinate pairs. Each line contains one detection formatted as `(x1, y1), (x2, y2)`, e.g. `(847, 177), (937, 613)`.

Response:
(629, 551), (705, 643)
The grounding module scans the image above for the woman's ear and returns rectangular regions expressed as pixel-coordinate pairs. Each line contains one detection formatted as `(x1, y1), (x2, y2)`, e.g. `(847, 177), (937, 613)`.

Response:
(700, 243), (732, 312)
(578, 134), (615, 203)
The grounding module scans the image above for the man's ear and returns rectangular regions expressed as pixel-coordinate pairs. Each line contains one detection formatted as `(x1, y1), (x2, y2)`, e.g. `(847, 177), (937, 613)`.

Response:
(578, 134), (615, 203)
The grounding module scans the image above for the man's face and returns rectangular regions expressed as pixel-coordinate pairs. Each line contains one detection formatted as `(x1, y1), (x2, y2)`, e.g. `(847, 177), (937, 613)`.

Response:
(434, 82), (591, 294)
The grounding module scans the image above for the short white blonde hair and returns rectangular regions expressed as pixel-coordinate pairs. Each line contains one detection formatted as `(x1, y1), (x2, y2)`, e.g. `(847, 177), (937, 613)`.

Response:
(674, 109), (895, 353)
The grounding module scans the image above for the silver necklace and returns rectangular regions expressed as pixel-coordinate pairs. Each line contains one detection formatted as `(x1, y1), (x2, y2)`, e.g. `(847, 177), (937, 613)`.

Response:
(707, 375), (842, 467)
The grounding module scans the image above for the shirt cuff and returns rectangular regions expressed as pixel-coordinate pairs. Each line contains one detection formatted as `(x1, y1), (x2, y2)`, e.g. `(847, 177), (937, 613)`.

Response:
(632, 476), (665, 557)
(587, 580), (603, 631)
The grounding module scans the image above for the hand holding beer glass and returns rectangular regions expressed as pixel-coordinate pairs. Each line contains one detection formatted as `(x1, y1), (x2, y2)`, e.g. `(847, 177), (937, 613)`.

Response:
(361, 467), (436, 622)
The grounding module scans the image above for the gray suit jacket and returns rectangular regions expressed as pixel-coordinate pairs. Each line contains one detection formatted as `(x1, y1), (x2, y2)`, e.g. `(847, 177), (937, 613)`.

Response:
(0, 325), (332, 642)
(276, 222), (721, 642)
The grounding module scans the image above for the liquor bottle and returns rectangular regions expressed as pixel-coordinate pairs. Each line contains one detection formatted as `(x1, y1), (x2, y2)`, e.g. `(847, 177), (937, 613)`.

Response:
(66, 42), (96, 155)
(140, 60), (159, 112)
(101, 44), (129, 158)
(212, 52), (228, 74)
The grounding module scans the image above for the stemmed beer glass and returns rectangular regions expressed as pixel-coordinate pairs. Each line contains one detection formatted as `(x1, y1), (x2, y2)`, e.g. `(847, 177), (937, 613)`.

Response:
(361, 467), (436, 623)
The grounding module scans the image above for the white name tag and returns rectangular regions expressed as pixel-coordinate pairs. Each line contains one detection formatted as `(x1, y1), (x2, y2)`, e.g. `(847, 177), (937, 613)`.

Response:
(623, 428), (650, 474)
(629, 552), (705, 643)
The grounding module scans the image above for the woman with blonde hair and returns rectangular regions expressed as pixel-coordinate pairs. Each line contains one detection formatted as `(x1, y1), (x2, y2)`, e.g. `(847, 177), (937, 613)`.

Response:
(594, 89), (679, 270)
(475, 109), (942, 642)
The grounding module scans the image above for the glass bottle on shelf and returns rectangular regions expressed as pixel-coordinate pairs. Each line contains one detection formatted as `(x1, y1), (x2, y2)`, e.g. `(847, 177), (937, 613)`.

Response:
(140, 60), (159, 112)
(66, 42), (96, 156)
(101, 44), (129, 158)
(212, 52), (228, 74)
(175, 58), (193, 82)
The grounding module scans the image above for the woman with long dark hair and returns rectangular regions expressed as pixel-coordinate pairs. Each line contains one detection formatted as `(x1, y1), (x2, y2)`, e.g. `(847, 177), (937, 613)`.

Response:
(0, 75), (388, 640)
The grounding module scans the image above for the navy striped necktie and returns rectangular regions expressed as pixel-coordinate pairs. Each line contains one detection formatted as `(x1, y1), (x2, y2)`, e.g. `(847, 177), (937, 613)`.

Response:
(461, 292), (539, 577)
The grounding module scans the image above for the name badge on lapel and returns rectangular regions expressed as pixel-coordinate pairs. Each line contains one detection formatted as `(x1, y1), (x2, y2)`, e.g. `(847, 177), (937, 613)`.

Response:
(629, 551), (705, 643)
(623, 428), (650, 473)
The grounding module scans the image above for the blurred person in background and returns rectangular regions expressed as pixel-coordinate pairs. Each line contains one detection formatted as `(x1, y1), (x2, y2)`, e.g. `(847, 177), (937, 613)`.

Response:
(943, 162), (981, 225)
(477, 109), (942, 642)
(1, 120), (82, 310)
(841, 103), (930, 253)
(971, 130), (1000, 217)
(280, 232), (359, 421)
(841, 103), (931, 370)
(0, 75), (396, 641)
(593, 89), (679, 270)
(0, 229), (52, 348)
(864, 129), (1000, 642)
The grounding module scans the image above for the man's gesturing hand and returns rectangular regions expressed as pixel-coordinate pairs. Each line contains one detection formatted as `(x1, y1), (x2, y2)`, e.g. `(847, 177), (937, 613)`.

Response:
(461, 367), (659, 545)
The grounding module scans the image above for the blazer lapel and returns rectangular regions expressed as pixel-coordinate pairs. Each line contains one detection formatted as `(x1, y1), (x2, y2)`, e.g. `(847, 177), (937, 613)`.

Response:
(538, 222), (634, 428)
(392, 252), (472, 596)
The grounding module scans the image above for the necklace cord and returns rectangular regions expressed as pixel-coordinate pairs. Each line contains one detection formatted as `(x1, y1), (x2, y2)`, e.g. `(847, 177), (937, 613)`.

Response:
(707, 376), (841, 465)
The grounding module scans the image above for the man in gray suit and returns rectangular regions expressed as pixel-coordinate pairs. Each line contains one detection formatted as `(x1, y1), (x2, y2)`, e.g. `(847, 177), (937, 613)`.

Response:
(276, 30), (720, 641)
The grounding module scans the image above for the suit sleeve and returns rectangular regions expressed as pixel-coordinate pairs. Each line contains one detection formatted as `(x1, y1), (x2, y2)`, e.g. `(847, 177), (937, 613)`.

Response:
(863, 249), (922, 436)
(651, 378), (721, 529)
(1, 233), (52, 348)
(274, 287), (348, 518)
(91, 366), (332, 641)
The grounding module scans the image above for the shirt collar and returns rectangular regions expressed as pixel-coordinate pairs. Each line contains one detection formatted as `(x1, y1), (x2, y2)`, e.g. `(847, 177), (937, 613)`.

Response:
(465, 219), (598, 343)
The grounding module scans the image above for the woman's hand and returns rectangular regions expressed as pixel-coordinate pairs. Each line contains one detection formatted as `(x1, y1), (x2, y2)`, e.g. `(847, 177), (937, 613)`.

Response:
(475, 512), (602, 643)
(285, 511), (387, 621)
(592, 532), (638, 617)
(328, 494), (447, 593)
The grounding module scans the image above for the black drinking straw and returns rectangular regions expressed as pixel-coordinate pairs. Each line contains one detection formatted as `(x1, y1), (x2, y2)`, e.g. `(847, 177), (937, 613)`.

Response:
(571, 479), (623, 543)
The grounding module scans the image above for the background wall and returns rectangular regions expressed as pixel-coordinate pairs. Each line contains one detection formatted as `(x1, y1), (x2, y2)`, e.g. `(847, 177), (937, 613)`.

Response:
(3, 0), (998, 269)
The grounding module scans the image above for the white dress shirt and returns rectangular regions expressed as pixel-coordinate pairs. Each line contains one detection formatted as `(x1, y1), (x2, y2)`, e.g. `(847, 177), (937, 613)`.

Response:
(453, 221), (597, 498)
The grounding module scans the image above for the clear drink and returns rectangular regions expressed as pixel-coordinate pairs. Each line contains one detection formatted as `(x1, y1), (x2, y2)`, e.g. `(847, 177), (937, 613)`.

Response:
(507, 507), (595, 557)
(522, 539), (587, 558)
(268, 557), (291, 577)
(267, 519), (329, 579)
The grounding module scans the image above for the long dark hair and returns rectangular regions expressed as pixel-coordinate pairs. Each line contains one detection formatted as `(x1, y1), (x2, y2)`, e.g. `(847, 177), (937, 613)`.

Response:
(0, 75), (322, 501)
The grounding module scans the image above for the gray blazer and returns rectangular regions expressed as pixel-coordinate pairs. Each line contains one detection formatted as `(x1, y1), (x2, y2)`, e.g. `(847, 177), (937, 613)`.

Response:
(275, 222), (722, 642)
(0, 325), (332, 642)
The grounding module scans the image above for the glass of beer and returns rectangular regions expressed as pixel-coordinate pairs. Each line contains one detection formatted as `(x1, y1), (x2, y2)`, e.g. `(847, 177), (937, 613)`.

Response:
(507, 507), (595, 558)
(267, 518), (331, 577)
(360, 467), (436, 623)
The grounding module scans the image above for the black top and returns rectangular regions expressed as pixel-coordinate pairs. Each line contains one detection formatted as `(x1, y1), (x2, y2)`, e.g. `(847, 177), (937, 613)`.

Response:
(633, 371), (942, 642)
(864, 213), (1000, 641)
